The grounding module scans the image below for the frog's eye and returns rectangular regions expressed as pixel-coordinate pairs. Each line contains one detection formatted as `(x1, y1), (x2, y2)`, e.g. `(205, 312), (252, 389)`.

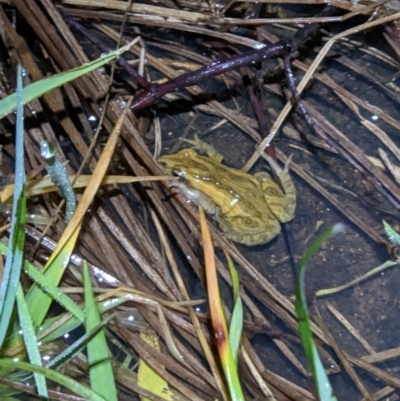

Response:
(172, 169), (186, 178)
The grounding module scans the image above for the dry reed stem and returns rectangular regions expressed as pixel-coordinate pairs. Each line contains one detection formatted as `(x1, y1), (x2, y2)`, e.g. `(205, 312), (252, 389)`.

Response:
(362, 346), (400, 364)
(63, 0), (368, 25)
(378, 148), (400, 184)
(314, 310), (374, 401)
(151, 209), (229, 400)
(361, 387), (395, 401)
(66, 8), (263, 48)
(325, 302), (376, 355)
(241, 346), (277, 400)
(346, 352), (400, 390)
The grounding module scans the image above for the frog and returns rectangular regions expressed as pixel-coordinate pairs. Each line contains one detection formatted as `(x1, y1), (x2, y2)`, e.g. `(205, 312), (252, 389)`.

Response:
(158, 136), (296, 246)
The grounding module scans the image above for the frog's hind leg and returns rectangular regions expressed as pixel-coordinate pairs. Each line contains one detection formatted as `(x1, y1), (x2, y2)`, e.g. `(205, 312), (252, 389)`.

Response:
(277, 157), (296, 222)
(255, 166), (296, 223)
(219, 215), (282, 246)
(181, 134), (223, 163)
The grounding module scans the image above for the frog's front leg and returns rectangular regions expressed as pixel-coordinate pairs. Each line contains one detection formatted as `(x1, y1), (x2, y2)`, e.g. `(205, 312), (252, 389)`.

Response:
(181, 135), (224, 163)
(175, 181), (220, 216)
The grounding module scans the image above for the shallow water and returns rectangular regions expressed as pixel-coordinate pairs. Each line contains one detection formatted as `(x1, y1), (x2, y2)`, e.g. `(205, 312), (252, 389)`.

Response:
(157, 26), (400, 399)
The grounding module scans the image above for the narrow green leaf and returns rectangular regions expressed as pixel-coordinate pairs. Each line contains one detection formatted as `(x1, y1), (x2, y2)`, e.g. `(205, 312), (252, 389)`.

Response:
(225, 251), (240, 303)
(15, 285), (48, 398)
(229, 298), (243, 366)
(39, 296), (127, 345)
(46, 315), (113, 370)
(200, 209), (244, 401)
(83, 262), (118, 401)
(2, 230), (80, 352)
(295, 224), (343, 401)
(23, 260), (84, 322)
(0, 360), (107, 401)
(24, 228), (79, 333)
(0, 65), (27, 347)
(0, 39), (139, 119)
(225, 252), (243, 365)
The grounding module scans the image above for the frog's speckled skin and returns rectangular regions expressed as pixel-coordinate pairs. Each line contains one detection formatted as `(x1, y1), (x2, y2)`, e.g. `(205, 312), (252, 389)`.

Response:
(158, 141), (296, 246)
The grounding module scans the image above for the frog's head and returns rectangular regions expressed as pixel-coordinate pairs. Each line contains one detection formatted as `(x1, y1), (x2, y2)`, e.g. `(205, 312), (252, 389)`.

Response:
(158, 149), (197, 178)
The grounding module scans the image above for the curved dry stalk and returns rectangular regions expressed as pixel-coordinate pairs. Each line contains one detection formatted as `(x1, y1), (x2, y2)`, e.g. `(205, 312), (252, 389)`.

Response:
(241, 346), (276, 401)
(325, 302), (376, 355)
(151, 208), (229, 401)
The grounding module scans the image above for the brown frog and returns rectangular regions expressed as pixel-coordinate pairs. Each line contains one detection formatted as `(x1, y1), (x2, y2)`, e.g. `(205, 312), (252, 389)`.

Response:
(158, 137), (296, 246)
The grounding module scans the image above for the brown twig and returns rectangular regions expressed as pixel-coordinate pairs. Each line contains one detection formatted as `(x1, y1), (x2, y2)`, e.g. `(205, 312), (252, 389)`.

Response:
(62, 6), (335, 113)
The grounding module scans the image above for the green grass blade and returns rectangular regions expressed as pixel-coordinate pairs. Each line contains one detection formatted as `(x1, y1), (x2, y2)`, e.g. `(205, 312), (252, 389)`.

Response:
(83, 262), (118, 401)
(0, 360), (107, 401)
(23, 259), (84, 322)
(46, 315), (113, 370)
(1, 229), (81, 353)
(15, 285), (48, 398)
(0, 65), (27, 347)
(39, 296), (127, 345)
(24, 228), (80, 334)
(295, 224), (344, 401)
(225, 252), (243, 366)
(0, 39), (139, 119)
(229, 298), (243, 366)
(225, 251), (240, 302)
(200, 209), (244, 401)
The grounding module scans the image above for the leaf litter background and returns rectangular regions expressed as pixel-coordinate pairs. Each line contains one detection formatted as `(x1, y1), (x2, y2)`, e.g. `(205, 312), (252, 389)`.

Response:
(2, 1), (400, 400)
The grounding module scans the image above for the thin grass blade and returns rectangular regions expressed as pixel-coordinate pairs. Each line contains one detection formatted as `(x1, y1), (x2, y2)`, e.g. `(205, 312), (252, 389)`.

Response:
(224, 252), (243, 366)
(0, 38), (140, 119)
(199, 208), (244, 401)
(15, 285), (48, 398)
(0, 65), (26, 347)
(295, 224), (344, 401)
(83, 262), (117, 401)
(46, 315), (114, 370)
(0, 359), (107, 401)
(23, 258), (84, 322)
(2, 226), (80, 354)
(39, 296), (127, 346)
(5, 96), (133, 354)
(25, 228), (80, 330)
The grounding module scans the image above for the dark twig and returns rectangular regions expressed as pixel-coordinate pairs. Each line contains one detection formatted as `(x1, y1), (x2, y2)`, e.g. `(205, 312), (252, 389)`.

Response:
(128, 6), (335, 110)
(283, 55), (400, 212)
(130, 40), (290, 111)
(63, 6), (335, 112)
(130, 31), (315, 112)
(241, 68), (272, 144)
